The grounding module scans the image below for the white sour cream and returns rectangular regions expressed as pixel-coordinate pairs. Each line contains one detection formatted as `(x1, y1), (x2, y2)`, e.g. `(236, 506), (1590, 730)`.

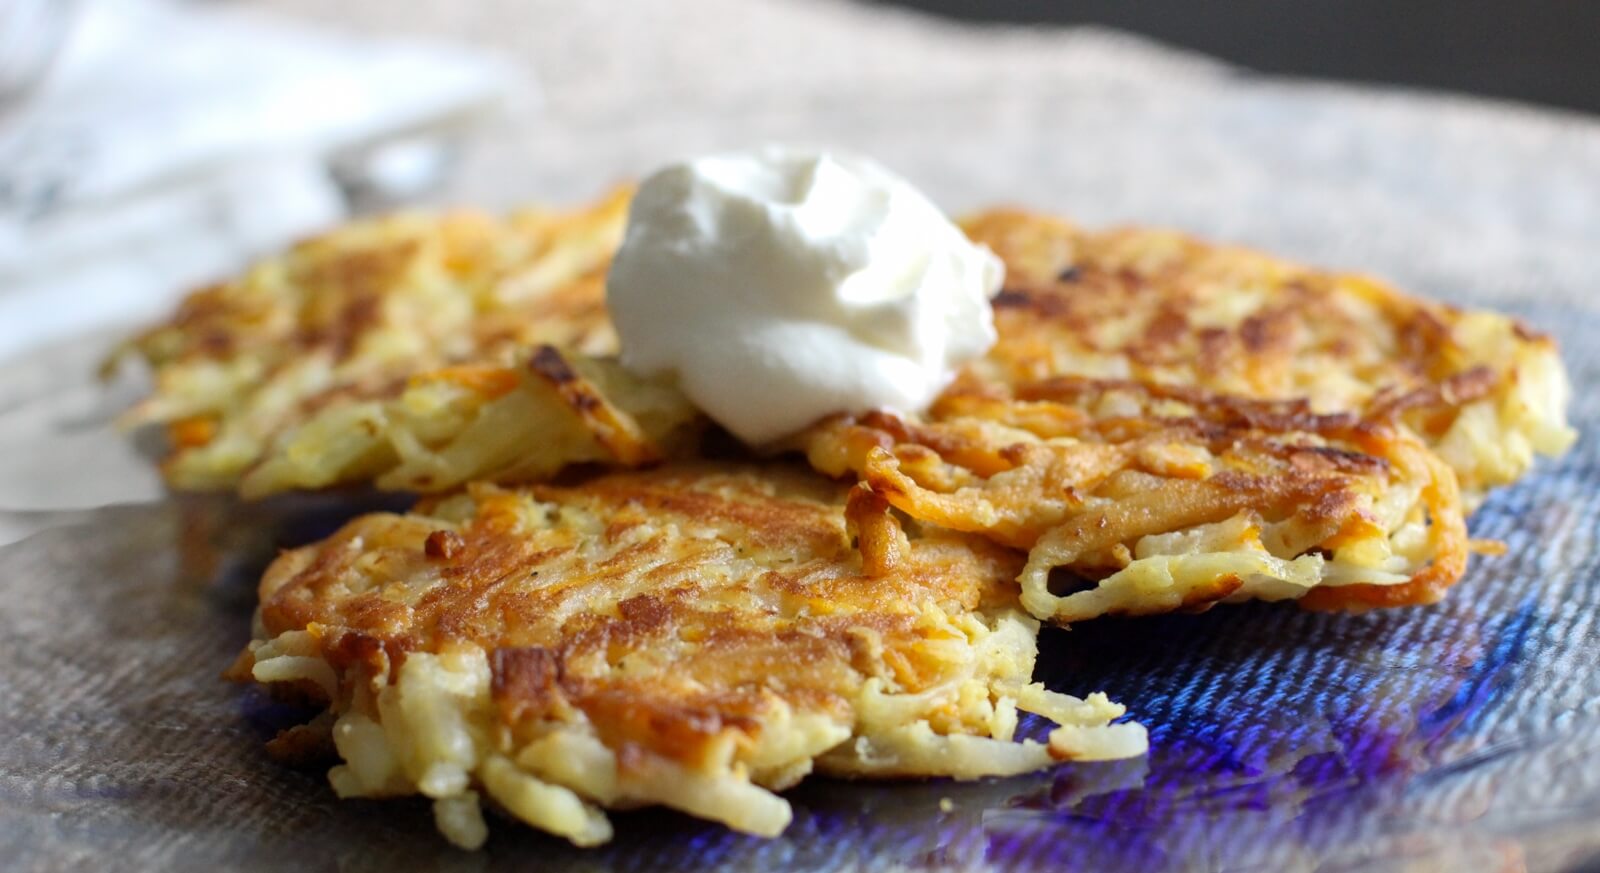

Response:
(607, 146), (1003, 445)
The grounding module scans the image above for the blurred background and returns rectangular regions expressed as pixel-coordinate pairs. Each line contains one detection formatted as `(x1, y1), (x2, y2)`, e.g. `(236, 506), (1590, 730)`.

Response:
(1, 0), (1596, 362)
(890, 0), (1600, 117)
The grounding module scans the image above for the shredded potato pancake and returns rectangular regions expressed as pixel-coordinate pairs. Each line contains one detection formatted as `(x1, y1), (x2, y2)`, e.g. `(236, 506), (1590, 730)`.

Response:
(114, 195), (1574, 618)
(116, 196), (1570, 509)
(115, 197), (1569, 511)
(790, 212), (1571, 618)
(236, 464), (1145, 848)
(803, 382), (1469, 619)
(118, 191), (1575, 848)
(958, 210), (1574, 505)
(106, 188), (694, 493)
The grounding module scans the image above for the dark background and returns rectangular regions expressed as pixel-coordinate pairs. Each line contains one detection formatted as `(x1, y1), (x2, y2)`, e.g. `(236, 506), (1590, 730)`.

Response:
(882, 1), (1600, 118)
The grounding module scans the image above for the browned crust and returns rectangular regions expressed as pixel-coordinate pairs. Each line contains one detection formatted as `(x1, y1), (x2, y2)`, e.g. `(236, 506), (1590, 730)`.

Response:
(958, 207), (1543, 453)
(254, 464), (1024, 765)
(114, 192), (632, 485)
(808, 387), (1471, 612)
(524, 345), (663, 467)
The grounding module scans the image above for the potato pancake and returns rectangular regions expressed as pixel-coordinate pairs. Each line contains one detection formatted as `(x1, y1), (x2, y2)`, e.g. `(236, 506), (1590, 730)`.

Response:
(960, 210), (1575, 504)
(116, 196), (1567, 505)
(117, 194), (1571, 620)
(107, 188), (674, 492)
(115, 196), (1568, 505)
(237, 464), (1146, 848)
(792, 212), (1572, 620)
(234, 345), (699, 498)
(804, 383), (1468, 621)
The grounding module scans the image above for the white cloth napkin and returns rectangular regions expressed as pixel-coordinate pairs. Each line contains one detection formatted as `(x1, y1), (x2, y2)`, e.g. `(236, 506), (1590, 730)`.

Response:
(0, 0), (512, 363)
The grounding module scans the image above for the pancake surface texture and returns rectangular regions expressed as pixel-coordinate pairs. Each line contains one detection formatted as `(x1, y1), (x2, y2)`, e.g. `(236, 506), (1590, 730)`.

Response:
(133, 191), (1576, 848)
(958, 210), (1574, 504)
(110, 188), (699, 495)
(117, 195), (1569, 509)
(802, 211), (1572, 619)
(119, 194), (1573, 623)
(239, 464), (1145, 848)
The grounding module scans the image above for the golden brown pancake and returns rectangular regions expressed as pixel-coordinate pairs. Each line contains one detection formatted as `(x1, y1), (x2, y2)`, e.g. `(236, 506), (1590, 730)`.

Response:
(236, 464), (1145, 847)
(960, 210), (1574, 504)
(786, 212), (1572, 620)
(115, 196), (1568, 507)
(117, 194), (1572, 621)
(150, 194), (1575, 848)
(107, 188), (670, 492)
(803, 379), (1468, 620)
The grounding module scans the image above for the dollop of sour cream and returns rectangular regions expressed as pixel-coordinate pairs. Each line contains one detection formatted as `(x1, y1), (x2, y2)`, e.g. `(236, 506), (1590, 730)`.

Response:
(606, 147), (1004, 445)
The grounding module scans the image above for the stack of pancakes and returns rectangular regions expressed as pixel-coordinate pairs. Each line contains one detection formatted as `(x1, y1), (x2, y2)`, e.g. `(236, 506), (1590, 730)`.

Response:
(112, 189), (1573, 848)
